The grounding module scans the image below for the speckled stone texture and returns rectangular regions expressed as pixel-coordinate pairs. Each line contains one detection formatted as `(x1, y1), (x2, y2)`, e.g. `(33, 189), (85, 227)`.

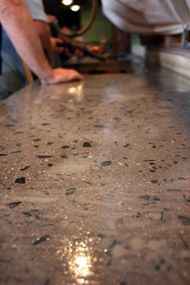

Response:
(0, 67), (190, 285)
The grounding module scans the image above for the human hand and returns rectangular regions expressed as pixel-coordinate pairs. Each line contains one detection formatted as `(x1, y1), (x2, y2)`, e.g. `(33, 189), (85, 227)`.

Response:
(41, 68), (83, 85)
(50, 37), (65, 54)
(51, 38), (84, 59)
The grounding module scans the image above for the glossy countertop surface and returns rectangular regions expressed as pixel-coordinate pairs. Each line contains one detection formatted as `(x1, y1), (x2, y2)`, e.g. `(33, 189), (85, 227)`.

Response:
(0, 65), (190, 285)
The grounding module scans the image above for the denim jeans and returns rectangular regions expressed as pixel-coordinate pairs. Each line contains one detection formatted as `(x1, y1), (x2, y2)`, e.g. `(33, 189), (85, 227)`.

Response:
(0, 29), (26, 95)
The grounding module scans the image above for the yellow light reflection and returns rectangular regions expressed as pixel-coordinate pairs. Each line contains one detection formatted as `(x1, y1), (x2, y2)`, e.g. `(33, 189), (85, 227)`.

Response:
(70, 244), (93, 284)
(57, 239), (94, 284)
(72, 254), (91, 282)
(68, 84), (84, 103)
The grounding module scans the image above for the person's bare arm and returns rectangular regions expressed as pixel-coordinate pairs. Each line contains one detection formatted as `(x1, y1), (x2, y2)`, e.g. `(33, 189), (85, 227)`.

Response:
(0, 0), (82, 84)
(33, 20), (52, 55)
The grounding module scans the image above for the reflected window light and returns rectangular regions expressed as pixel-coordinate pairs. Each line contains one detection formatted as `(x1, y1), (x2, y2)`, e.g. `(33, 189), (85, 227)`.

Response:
(74, 253), (91, 279)
(68, 84), (84, 102)
(71, 4), (81, 12)
(68, 87), (76, 95)
(62, 0), (73, 6)
(56, 240), (94, 285)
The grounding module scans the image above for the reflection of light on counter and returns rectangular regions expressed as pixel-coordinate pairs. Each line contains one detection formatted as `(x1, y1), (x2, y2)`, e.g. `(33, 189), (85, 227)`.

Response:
(71, 250), (92, 283)
(68, 84), (84, 103)
(68, 87), (76, 95)
(57, 239), (94, 284)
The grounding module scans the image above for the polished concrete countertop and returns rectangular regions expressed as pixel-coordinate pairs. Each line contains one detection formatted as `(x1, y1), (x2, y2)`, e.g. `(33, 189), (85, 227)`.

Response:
(0, 66), (190, 285)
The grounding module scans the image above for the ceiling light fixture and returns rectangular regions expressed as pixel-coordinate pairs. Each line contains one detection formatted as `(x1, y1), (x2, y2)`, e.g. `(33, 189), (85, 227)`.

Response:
(70, 4), (81, 12)
(62, 0), (73, 6)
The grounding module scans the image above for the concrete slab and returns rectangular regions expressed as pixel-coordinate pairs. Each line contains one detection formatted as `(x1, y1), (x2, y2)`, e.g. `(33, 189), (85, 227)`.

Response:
(0, 68), (190, 285)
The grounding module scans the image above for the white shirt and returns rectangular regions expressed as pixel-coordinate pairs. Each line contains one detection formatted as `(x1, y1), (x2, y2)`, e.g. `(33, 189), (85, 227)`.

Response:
(24, 0), (47, 22)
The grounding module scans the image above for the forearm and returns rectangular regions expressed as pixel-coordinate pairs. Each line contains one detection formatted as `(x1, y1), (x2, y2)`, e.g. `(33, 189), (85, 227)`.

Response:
(33, 21), (52, 55)
(0, 0), (53, 81)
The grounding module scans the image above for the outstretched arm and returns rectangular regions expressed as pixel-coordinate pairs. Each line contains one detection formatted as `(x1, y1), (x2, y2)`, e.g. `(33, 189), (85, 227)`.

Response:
(0, 0), (82, 84)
